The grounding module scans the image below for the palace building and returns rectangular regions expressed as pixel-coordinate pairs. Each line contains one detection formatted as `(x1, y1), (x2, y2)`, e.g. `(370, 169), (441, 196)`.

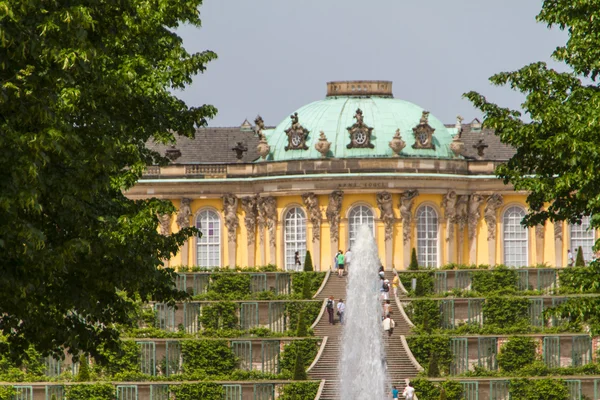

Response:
(127, 80), (596, 271)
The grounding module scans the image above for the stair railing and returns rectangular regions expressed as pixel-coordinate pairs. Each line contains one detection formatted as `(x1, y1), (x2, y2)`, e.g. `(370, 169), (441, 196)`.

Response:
(312, 269), (331, 299)
(306, 336), (328, 373)
(310, 299), (328, 331)
(400, 335), (424, 373)
(313, 379), (326, 400)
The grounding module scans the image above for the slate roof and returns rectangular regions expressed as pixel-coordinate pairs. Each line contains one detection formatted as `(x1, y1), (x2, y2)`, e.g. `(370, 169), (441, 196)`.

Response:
(146, 122), (516, 164)
(448, 122), (516, 161)
(146, 127), (262, 164)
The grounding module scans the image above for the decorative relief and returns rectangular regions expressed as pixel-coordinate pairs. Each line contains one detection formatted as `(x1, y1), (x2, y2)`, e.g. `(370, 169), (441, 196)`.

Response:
(257, 197), (267, 245)
(467, 194), (485, 241)
(176, 198), (192, 229)
(412, 111), (436, 150)
(261, 196), (278, 247)
(536, 223), (545, 240)
(484, 194), (503, 240)
(314, 131), (332, 158)
(284, 113), (309, 151)
(346, 108), (375, 149)
(241, 196), (258, 245)
(222, 194), (239, 242)
(376, 191), (395, 241)
(455, 195), (469, 234)
(554, 220), (563, 241)
(442, 190), (458, 241)
(399, 190), (419, 244)
(389, 129), (406, 156)
(301, 193), (322, 242)
(158, 213), (171, 236)
(326, 190), (344, 241)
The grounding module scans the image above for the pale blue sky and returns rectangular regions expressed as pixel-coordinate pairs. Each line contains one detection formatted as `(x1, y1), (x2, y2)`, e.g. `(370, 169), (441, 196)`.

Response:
(176, 0), (566, 127)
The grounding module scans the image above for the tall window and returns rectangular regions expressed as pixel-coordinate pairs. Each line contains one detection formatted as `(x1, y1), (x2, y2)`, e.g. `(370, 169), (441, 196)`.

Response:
(570, 216), (594, 264)
(416, 205), (439, 267)
(348, 205), (375, 249)
(196, 209), (221, 268)
(284, 207), (307, 271)
(503, 206), (528, 267)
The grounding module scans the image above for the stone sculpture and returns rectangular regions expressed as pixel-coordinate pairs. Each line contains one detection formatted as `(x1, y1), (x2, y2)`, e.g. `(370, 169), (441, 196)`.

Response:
(376, 191), (395, 241)
(158, 213), (171, 236)
(176, 198), (192, 229)
(262, 196), (278, 247)
(442, 190), (458, 241)
(389, 129), (406, 156)
(326, 191), (344, 241)
(467, 194), (485, 241)
(315, 131), (332, 158)
(399, 190), (419, 244)
(301, 193), (322, 242)
(241, 196), (258, 245)
(484, 194), (503, 240)
(222, 194), (239, 242)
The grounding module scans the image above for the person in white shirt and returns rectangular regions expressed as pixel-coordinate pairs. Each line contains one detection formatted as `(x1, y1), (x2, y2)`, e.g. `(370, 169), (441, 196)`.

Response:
(403, 382), (415, 400)
(337, 299), (345, 325)
(382, 314), (395, 337)
(568, 249), (574, 267)
(345, 249), (352, 272)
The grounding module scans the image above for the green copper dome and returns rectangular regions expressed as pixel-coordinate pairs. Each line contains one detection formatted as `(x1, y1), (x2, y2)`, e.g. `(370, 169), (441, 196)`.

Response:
(261, 81), (458, 161)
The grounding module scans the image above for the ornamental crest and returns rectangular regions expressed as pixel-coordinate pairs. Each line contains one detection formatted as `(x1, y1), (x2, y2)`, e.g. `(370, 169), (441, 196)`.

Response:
(284, 112), (309, 151)
(412, 111), (436, 150)
(346, 108), (374, 149)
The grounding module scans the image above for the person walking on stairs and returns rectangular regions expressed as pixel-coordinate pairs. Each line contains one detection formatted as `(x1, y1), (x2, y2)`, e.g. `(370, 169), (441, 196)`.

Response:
(383, 299), (391, 318)
(392, 273), (400, 297)
(403, 382), (415, 400)
(337, 298), (345, 325)
(336, 250), (345, 277)
(382, 313), (395, 337)
(326, 296), (336, 325)
(391, 385), (399, 400)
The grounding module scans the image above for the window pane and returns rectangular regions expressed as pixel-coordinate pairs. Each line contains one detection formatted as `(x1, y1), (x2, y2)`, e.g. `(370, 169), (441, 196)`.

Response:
(284, 207), (307, 271)
(416, 206), (438, 268)
(570, 216), (594, 264)
(348, 205), (375, 249)
(503, 206), (527, 267)
(196, 210), (221, 268)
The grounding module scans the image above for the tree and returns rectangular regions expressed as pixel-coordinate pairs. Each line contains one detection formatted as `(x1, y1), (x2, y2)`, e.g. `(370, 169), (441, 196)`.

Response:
(303, 251), (314, 272)
(292, 350), (307, 380)
(427, 351), (440, 377)
(409, 248), (419, 270)
(301, 276), (312, 300)
(296, 311), (308, 337)
(464, 1), (600, 233)
(464, 0), (600, 332)
(75, 354), (90, 382)
(576, 246), (585, 266)
(0, 0), (216, 363)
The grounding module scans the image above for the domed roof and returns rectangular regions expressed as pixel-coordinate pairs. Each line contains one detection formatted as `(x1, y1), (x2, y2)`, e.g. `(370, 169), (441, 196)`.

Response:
(261, 81), (458, 161)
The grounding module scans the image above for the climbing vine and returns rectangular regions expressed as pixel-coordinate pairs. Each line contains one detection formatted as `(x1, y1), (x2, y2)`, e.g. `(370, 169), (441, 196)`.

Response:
(277, 382), (320, 400)
(180, 340), (237, 377)
(199, 301), (239, 330)
(65, 383), (115, 400)
(170, 383), (225, 400)
(279, 339), (320, 379)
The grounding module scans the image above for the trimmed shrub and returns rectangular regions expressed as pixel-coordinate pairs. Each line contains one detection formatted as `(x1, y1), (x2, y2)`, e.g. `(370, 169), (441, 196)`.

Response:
(576, 246), (585, 267)
(170, 383), (225, 400)
(296, 311), (308, 337)
(302, 277), (312, 299)
(409, 248), (419, 270)
(304, 251), (314, 271)
(66, 383), (114, 400)
(75, 354), (90, 382)
(292, 350), (307, 380)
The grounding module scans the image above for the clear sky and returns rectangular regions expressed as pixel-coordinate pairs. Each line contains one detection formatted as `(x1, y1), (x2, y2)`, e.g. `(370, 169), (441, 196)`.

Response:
(176, 0), (566, 127)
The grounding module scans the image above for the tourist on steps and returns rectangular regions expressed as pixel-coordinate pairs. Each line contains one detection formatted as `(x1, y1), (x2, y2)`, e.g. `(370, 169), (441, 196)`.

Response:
(383, 299), (391, 318)
(337, 299), (345, 325)
(326, 296), (336, 325)
(392, 273), (400, 297)
(391, 385), (399, 400)
(382, 313), (395, 337)
(336, 250), (345, 277)
(403, 382), (415, 400)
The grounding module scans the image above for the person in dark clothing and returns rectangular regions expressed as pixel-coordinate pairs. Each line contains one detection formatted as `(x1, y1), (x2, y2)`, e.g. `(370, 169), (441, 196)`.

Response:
(294, 251), (301, 271)
(326, 296), (335, 325)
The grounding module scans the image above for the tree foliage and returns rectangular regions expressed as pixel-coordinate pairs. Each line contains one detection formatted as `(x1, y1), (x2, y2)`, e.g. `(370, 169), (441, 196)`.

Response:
(303, 251), (314, 272)
(497, 336), (538, 373)
(0, 0), (216, 362)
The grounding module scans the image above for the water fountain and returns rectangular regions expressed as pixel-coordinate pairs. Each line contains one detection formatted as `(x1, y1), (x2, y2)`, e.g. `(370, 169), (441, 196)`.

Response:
(339, 225), (388, 399)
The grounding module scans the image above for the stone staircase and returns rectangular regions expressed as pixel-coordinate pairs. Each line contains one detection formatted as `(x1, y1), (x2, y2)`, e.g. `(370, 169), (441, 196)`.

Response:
(307, 270), (421, 400)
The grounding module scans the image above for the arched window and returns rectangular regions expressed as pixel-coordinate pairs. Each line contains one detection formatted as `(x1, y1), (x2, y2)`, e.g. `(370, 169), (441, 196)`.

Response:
(503, 206), (528, 267)
(570, 216), (594, 264)
(416, 205), (439, 268)
(196, 209), (221, 268)
(284, 207), (307, 271)
(348, 205), (375, 249)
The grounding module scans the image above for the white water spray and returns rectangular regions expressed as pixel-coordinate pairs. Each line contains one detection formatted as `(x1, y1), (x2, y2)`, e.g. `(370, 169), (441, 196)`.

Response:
(339, 225), (388, 399)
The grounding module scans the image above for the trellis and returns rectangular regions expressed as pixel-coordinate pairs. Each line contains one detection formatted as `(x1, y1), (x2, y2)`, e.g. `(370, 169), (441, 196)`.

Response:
(193, 274), (210, 295)
(450, 338), (468, 375)
(250, 274), (267, 293)
(232, 341), (253, 371)
(13, 386), (33, 400)
(456, 271), (472, 291)
(275, 273), (291, 295)
(528, 298), (544, 327)
(434, 271), (447, 294)
(461, 381), (479, 400)
(537, 269), (556, 293)
(44, 356), (62, 377)
(440, 299), (454, 329)
(150, 384), (170, 400)
(116, 385), (138, 400)
(517, 269), (529, 291)
(240, 302), (259, 330)
(261, 340), (280, 374)
(154, 303), (176, 331)
(552, 297), (568, 327)
(184, 302), (200, 334)
(565, 379), (582, 400)
(467, 299), (483, 326)
(165, 340), (182, 376)
(269, 302), (287, 333)
(175, 274), (187, 293)
(543, 336), (560, 368)
(489, 380), (510, 400)
(224, 384), (243, 400)
(478, 337), (497, 370)
(572, 336), (591, 367)
(254, 383), (275, 400)
(137, 341), (156, 376)
(45, 385), (64, 400)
